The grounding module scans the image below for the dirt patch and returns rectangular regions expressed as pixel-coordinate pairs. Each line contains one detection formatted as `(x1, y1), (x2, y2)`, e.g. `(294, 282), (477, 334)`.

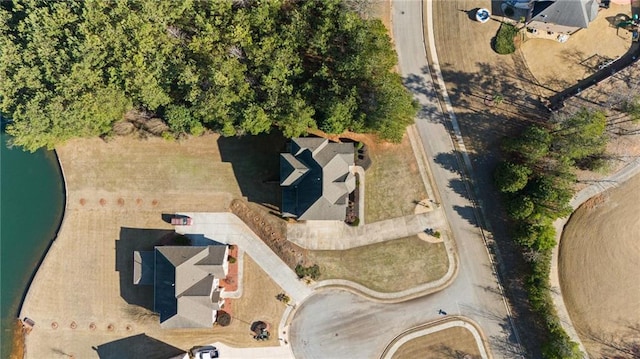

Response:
(230, 199), (308, 268)
(391, 326), (481, 359)
(307, 236), (448, 293)
(8, 320), (25, 359)
(560, 174), (640, 358)
(580, 193), (608, 210)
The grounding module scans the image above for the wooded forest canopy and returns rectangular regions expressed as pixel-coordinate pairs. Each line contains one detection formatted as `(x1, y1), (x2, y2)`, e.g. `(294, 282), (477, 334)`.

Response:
(0, 0), (418, 151)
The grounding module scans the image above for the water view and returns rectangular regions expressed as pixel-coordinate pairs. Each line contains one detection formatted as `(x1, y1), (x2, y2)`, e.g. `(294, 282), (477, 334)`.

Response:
(0, 132), (65, 357)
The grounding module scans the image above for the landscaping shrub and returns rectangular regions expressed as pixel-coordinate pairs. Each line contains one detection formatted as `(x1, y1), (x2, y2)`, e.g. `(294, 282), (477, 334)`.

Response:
(494, 23), (518, 54)
(216, 311), (231, 326)
(295, 264), (321, 280)
(276, 293), (291, 304)
(228, 255), (237, 264)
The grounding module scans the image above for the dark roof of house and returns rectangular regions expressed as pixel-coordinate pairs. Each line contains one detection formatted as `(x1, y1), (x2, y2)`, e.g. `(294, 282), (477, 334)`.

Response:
(530, 0), (599, 28)
(280, 138), (356, 220)
(153, 245), (227, 328)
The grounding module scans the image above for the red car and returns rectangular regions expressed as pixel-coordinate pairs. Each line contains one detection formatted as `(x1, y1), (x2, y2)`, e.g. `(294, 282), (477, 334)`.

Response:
(170, 216), (193, 225)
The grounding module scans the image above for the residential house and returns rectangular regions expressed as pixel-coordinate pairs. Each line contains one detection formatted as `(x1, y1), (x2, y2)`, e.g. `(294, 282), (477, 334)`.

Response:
(525, 0), (600, 34)
(280, 137), (356, 221)
(134, 244), (229, 328)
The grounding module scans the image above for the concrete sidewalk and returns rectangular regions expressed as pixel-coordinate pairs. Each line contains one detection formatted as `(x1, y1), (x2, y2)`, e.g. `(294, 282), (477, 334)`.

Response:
(186, 342), (294, 359)
(286, 210), (447, 250)
(176, 212), (312, 303)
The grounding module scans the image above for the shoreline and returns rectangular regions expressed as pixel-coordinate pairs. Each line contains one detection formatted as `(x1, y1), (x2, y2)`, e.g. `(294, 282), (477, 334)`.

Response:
(11, 148), (67, 357)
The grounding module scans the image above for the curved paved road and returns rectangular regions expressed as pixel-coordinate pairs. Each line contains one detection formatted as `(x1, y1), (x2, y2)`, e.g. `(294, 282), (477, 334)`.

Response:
(289, 2), (522, 358)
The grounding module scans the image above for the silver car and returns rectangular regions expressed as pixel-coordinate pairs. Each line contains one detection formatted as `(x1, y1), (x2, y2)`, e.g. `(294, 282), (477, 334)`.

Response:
(189, 346), (219, 359)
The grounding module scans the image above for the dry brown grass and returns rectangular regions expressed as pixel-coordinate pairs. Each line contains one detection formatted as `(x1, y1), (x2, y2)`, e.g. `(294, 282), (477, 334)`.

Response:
(301, 129), (428, 223)
(307, 236), (448, 293)
(18, 135), (289, 358)
(101, 255), (287, 350)
(59, 135), (241, 196)
(520, 4), (632, 97)
(364, 134), (427, 223)
(391, 326), (482, 359)
(560, 174), (640, 358)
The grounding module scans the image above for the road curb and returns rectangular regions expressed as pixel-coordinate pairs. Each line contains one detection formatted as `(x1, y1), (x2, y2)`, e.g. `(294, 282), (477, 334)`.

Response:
(378, 316), (492, 359)
(310, 228), (458, 303)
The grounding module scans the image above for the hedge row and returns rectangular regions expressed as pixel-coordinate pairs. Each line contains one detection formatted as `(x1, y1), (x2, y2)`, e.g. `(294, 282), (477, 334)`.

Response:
(494, 108), (608, 358)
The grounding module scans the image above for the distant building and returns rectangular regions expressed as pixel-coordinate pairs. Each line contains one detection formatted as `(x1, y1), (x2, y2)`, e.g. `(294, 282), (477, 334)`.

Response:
(526, 0), (600, 34)
(134, 244), (228, 328)
(280, 137), (356, 221)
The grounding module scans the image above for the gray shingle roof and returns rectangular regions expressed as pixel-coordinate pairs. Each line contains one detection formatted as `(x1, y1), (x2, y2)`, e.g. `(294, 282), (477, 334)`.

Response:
(280, 153), (310, 186)
(280, 138), (355, 220)
(153, 245), (228, 328)
(530, 0), (599, 28)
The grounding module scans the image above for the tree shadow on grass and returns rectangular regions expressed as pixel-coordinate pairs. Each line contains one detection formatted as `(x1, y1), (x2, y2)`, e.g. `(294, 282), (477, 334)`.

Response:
(115, 227), (175, 311)
(96, 333), (186, 359)
(583, 321), (640, 359)
(218, 131), (288, 209)
(435, 343), (481, 359)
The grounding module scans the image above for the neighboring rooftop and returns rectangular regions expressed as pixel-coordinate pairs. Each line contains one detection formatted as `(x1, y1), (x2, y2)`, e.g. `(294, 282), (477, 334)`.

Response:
(280, 137), (356, 220)
(525, 0), (600, 33)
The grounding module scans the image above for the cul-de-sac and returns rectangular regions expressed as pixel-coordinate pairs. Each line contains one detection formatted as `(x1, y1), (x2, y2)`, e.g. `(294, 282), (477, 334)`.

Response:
(2, 0), (639, 358)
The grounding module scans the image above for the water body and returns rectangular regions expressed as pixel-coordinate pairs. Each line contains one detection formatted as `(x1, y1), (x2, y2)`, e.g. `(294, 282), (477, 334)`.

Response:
(0, 132), (65, 357)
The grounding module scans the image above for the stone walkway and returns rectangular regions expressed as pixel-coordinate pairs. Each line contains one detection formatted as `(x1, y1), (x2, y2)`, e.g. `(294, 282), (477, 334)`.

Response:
(286, 210), (447, 250)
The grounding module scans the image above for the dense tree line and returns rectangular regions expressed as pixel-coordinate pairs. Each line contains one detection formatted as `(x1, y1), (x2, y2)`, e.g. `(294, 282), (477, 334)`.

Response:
(494, 108), (608, 358)
(0, 0), (417, 151)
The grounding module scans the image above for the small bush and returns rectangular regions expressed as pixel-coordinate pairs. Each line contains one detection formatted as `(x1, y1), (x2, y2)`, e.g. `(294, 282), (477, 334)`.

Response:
(275, 293), (291, 304)
(227, 255), (237, 264)
(494, 23), (518, 55)
(216, 311), (231, 326)
(161, 131), (176, 141)
(433, 231), (441, 238)
(190, 122), (205, 136)
(622, 97), (640, 122)
(295, 264), (320, 280)
(348, 217), (360, 226)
